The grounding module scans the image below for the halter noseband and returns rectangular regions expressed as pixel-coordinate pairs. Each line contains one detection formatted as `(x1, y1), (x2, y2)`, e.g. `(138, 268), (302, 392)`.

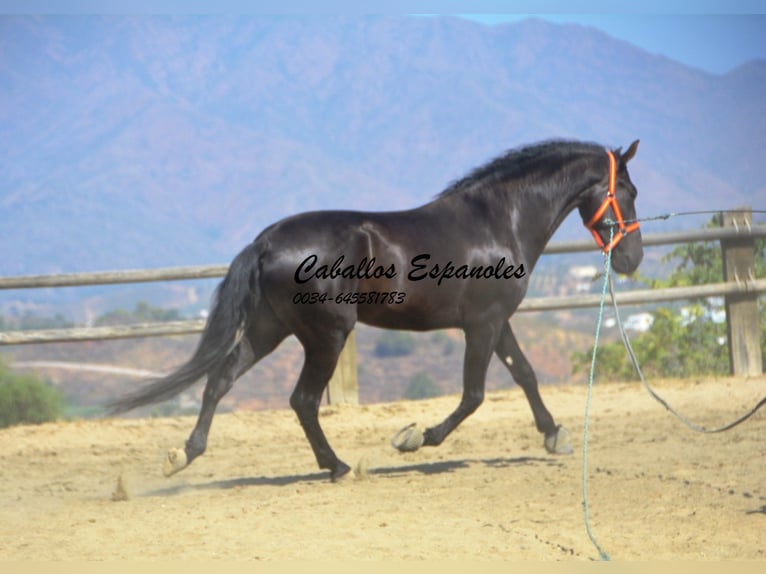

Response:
(584, 150), (640, 254)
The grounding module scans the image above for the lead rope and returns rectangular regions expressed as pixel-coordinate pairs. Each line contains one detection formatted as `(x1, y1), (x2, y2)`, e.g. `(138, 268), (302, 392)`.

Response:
(599, 212), (766, 432)
(582, 226), (614, 561)
(582, 209), (766, 560)
(608, 278), (766, 432)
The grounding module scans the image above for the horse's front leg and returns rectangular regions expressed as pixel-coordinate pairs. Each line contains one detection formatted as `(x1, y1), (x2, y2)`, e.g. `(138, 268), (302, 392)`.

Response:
(495, 321), (572, 454)
(405, 322), (499, 449)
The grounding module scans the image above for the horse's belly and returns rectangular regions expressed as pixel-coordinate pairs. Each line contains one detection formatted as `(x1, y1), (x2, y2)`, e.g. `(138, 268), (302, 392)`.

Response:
(354, 289), (461, 331)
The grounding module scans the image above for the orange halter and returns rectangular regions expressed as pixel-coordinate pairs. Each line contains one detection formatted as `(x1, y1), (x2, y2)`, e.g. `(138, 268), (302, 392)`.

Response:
(584, 150), (640, 254)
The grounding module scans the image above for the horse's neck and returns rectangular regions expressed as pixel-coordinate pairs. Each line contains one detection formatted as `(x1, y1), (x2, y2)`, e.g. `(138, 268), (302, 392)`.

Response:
(510, 161), (596, 268)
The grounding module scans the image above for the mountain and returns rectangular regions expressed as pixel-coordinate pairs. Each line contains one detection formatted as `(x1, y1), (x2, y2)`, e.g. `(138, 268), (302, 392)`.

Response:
(1, 15), (764, 284)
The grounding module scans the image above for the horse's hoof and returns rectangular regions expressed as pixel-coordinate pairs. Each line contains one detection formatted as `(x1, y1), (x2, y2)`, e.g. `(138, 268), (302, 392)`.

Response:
(163, 447), (188, 477)
(331, 461), (353, 483)
(544, 426), (573, 455)
(391, 422), (424, 452)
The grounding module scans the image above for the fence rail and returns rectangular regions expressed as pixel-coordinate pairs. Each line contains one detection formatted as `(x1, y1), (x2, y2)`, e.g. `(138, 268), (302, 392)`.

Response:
(2, 225), (764, 291)
(2, 278), (765, 346)
(2, 213), (764, 401)
(0, 265), (229, 290)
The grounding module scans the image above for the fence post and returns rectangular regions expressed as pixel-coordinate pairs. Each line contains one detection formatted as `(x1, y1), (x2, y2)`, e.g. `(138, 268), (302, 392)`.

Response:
(327, 329), (359, 405)
(721, 208), (762, 376)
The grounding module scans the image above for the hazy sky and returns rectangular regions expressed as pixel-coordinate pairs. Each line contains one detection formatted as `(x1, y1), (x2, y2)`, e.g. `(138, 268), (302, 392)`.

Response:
(2, 1), (764, 74)
(462, 14), (765, 75)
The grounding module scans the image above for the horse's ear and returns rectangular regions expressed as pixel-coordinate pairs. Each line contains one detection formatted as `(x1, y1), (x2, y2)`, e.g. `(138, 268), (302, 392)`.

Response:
(621, 139), (639, 164)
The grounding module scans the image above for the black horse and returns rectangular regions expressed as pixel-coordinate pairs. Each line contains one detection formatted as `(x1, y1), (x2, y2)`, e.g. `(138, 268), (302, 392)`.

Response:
(110, 139), (643, 481)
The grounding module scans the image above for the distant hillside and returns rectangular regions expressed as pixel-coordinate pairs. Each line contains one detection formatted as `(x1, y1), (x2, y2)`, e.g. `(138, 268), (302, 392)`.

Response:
(1, 15), (764, 284)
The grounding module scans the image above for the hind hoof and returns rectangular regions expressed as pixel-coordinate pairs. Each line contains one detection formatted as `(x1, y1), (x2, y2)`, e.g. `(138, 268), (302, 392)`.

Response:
(544, 426), (573, 455)
(163, 448), (189, 477)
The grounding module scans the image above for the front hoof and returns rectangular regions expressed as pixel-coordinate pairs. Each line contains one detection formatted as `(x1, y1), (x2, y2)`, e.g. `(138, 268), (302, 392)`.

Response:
(163, 447), (189, 477)
(391, 422), (425, 452)
(330, 461), (353, 483)
(544, 426), (574, 455)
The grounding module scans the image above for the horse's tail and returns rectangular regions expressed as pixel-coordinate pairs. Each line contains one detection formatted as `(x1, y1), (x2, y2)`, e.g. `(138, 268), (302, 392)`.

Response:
(107, 241), (262, 414)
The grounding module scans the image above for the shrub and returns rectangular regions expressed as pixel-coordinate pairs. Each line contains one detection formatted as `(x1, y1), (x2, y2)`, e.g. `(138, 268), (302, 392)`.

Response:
(572, 215), (765, 381)
(573, 306), (729, 381)
(95, 301), (182, 326)
(0, 361), (63, 428)
(404, 372), (441, 400)
(374, 331), (416, 358)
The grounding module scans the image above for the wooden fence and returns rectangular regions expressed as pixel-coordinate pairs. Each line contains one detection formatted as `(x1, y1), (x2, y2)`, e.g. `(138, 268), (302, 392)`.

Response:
(1, 210), (764, 404)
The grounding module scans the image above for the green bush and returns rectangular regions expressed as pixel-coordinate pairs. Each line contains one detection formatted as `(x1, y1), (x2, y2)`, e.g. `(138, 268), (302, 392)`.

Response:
(573, 306), (729, 381)
(404, 372), (441, 400)
(430, 330), (456, 356)
(572, 214), (765, 381)
(95, 301), (182, 326)
(374, 331), (416, 358)
(0, 361), (63, 428)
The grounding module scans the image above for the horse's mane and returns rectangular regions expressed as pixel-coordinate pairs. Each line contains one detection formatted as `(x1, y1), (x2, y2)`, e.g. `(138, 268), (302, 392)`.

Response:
(437, 140), (605, 199)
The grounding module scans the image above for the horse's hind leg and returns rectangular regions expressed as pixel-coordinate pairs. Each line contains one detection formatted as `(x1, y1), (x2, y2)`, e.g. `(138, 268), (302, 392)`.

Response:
(494, 321), (572, 454)
(164, 320), (287, 476)
(162, 338), (256, 476)
(290, 330), (352, 481)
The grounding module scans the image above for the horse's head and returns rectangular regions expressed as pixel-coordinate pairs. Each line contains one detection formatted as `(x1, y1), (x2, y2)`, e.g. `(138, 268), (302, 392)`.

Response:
(579, 140), (643, 274)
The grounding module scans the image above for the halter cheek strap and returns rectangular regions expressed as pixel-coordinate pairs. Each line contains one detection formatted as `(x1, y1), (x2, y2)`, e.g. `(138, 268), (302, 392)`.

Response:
(584, 150), (640, 254)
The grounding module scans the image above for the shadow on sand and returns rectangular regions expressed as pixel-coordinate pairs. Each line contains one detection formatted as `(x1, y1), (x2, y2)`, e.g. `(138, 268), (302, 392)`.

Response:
(141, 455), (563, 498)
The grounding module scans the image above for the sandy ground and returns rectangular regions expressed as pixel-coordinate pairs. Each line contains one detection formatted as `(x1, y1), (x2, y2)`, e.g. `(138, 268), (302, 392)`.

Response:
(0, 377), (764, 561)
